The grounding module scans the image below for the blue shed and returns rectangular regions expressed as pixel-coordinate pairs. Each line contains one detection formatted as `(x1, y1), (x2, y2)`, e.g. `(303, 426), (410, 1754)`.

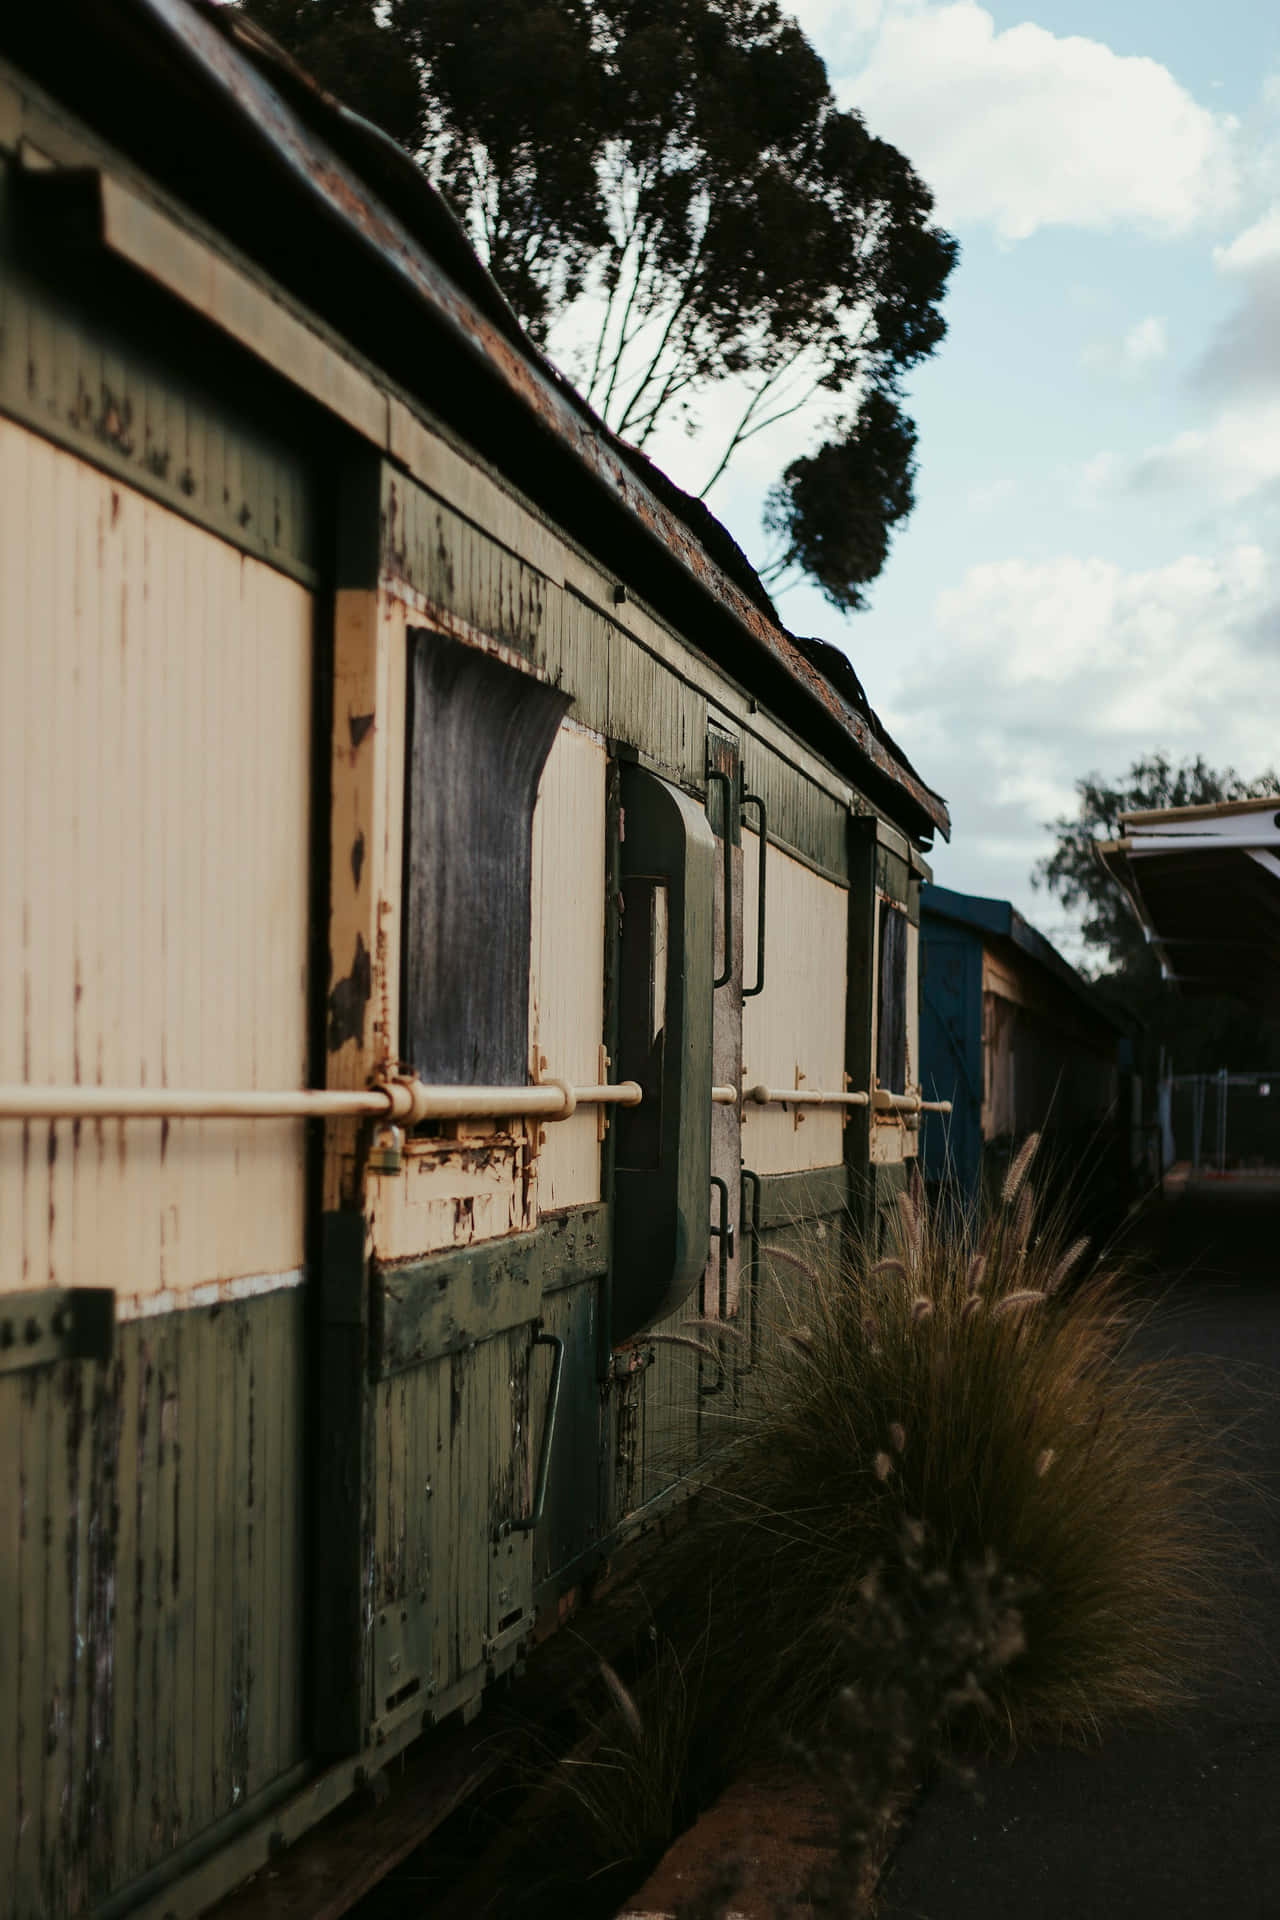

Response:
(919, 884), (1132, 1210)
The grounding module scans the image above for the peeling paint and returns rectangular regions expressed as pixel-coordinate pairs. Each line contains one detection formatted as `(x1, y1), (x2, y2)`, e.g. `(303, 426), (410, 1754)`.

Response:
(327, 931), (372, 1053)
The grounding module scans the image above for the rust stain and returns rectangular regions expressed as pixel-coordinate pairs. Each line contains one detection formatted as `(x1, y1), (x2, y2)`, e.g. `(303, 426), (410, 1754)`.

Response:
(350, 829), (366, 892)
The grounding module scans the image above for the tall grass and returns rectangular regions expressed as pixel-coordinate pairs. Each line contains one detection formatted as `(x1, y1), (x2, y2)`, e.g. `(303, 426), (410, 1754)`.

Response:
(697, 1142), (1239, 1752)
(523, 1147), (1245, 1912)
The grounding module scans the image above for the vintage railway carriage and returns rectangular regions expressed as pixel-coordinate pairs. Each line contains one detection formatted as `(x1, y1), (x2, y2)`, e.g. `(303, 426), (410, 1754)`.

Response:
(0, 4), (949, 1914)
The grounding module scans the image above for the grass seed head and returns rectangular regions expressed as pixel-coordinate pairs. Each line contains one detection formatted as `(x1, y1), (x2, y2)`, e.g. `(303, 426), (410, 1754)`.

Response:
(1001, 1131), (1041, 1206)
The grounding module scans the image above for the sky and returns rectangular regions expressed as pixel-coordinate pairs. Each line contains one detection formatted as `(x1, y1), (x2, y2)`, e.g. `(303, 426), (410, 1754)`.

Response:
(624, 0), (1280, 965)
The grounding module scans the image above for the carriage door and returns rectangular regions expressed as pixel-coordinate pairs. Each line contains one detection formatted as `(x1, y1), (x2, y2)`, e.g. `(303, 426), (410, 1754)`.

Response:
(703, 724), (744, 1377)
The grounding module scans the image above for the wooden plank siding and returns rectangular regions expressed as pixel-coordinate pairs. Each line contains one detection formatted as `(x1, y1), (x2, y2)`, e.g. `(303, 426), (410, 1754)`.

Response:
(0, 1291), (306, 1918)
(740, 836), (849, 1176)
(0, 420), (313, 1306)
(0, 152), (318, 585)
(740, 732), (849, 883)
(530, 722), (608, 1215)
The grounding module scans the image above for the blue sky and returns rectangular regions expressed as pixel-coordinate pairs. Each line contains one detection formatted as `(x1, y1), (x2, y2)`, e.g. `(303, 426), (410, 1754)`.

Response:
(627, 0), (1280, 962)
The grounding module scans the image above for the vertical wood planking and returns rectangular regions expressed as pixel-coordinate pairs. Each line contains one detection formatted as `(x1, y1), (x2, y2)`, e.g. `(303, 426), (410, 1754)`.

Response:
(21, 432), (53, 1292)
(0, 420), (313, 1301)
(740, 836), (848, 1176)
(256, 1294), (282, 1785)
(0, 1379), (21, 1894)
(275, 1292), (304, 1769)
(229, 1306), (253, 1809)
(427, 1356), (452, 1697)
(170, 1313), (197, 1852)
(14, 1374), (49, 1916)
(110, 1336), (139, 1888)
(210, 1308), (236, 1821)
(529, 725), (607, 1214)
(190, 1302), (218, 1839)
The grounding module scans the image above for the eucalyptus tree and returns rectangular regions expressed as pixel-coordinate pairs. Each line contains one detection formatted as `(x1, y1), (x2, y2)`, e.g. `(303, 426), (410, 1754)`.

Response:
(243, 0), (957, 609)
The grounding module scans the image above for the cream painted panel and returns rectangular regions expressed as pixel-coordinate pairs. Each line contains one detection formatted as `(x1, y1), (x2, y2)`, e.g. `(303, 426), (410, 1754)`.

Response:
(530, 722), (606, 1212)
(739, 832), (846, 1175)
(0, 419), (311, 1300)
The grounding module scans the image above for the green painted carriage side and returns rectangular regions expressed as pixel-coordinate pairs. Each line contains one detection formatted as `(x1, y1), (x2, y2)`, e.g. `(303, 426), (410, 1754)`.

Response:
(741, 731), (850, 883)
(0, 1290), (307, 1919)
(380, 467), (708, 791)
(0, 145), (318, 585)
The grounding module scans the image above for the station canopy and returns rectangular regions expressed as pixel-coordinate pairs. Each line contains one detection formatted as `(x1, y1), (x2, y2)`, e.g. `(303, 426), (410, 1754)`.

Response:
(1098, 798), (1280, 1009)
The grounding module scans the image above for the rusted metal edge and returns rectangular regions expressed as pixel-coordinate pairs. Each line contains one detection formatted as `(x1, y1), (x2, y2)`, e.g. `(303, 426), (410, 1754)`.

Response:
(68, 0), (950, 840)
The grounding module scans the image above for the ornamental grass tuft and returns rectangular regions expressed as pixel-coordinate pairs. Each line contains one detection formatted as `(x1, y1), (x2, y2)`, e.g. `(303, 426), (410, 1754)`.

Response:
(692, 1141), (1240, 1753)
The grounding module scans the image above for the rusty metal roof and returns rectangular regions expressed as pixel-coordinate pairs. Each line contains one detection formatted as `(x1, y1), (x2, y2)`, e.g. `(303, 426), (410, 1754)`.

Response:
(3, 0), (950, 841)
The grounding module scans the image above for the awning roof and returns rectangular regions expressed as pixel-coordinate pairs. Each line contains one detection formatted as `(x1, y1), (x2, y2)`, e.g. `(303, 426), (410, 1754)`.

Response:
(1098, 799), (1280, 1008)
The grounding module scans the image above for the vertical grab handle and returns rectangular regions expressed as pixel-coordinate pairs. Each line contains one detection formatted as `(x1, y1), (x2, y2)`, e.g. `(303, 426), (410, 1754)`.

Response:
(741, 792), (767, 999)
(706, 770), (734, 990)
(740, 1167), (761, 1370)
(700, 1175), (734, 1396)
(503, 1329), (565, 1535)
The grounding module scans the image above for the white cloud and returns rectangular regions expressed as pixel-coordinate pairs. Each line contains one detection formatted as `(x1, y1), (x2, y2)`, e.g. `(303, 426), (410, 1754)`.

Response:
(842, 2), (1238, 242)
(881, 546), (1278, 936)
(1123, 315), (1168, 365)
(1132, 396), (1280, 503)
(1214, 206), (1280, 273)
(1081, 314), (1168, 374)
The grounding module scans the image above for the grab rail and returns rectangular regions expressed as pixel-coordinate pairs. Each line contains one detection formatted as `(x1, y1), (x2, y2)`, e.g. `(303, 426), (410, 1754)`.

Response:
(741, 791), (767, 999)
(707, 769), (735, 990)
(0, 1078), (643, 1124)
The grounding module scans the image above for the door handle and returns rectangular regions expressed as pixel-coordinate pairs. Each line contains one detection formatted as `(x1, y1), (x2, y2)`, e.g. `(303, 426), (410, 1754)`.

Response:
(741, 792), (767, 999)
(497, 1328), (564, 1538)
(706, 769), (734, 990)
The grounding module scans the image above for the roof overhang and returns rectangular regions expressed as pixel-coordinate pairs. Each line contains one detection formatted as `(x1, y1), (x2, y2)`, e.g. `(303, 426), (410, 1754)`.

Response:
(0, 0), (950, 843)
(1099, 799), (1280, 1008)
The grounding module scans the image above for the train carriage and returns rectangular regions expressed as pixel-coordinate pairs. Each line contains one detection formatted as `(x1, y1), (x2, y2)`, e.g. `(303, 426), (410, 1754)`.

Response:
(0, 4), (949, 1914)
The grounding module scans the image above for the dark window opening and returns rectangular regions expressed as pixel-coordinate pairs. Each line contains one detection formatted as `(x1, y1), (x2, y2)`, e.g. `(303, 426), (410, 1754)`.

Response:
(401, 627), (570, 1086)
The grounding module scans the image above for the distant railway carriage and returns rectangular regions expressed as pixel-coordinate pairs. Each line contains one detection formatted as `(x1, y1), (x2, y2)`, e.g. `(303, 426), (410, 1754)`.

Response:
(0, 5), (953, 1914)
(918, 883), (1139, 1217)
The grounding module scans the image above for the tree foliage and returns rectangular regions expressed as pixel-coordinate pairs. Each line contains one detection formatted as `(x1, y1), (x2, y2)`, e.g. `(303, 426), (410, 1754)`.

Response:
(1035, 751), (1280, 976)
(761, 385), (916, 611)
(1035, 753), (1280, 1073)
(239, 0), (957, 608)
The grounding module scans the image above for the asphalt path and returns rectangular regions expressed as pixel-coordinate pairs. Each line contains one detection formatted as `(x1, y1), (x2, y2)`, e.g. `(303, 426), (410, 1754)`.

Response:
(880, 1182), (1280, 1920)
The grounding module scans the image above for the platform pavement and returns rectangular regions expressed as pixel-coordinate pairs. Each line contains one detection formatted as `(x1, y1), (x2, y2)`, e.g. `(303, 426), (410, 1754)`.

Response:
(880, 1183), (1280, 1920)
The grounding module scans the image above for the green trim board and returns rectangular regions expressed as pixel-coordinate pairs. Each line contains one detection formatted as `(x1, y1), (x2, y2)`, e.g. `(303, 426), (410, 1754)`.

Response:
(0, 161), (319, 584)
(753, 1163), (850, 1232)
(741, 730), (849, 882)
(371, 1204), (611, 1377)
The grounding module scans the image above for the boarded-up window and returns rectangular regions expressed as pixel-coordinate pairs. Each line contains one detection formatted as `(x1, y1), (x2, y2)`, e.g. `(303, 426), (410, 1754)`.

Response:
(402, 628), (570, 1084)
(877, 901), (909, 1094)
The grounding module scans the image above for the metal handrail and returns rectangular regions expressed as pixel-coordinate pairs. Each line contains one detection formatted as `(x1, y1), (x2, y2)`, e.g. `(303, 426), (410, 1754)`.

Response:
(872, 1089), (952, 1115)
(744, 1085), (870, 1109)
(0, 1078), (643, 1124)
(707, 769), (735, 990)
(741, 791), (767, 999)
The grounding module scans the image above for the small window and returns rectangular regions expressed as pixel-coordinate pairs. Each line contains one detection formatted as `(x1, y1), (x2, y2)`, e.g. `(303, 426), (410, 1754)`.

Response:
(401, 627), (569, 1085)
